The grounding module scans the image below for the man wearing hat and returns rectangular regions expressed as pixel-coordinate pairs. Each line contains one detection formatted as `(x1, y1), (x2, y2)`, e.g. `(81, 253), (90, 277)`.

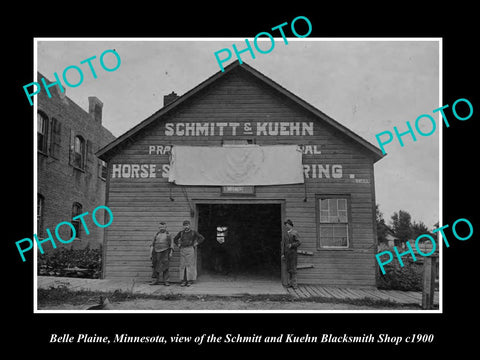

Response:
(281, 219), (301, 289)
(174, 220), (205, 286)
(149, 221), (174, 286)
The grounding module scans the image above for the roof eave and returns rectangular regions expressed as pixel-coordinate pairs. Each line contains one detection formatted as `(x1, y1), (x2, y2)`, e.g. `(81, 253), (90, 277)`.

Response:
(97, 61), (385, 163)
(96, 62), (242, 160)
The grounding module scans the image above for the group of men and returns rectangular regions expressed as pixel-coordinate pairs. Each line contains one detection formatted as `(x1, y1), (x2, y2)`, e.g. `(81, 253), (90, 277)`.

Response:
(149, 219), (301, 289)
(150, 220), (204, 287)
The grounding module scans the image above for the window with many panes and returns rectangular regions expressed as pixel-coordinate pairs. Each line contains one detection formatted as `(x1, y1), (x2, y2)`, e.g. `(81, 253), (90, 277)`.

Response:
(73, 136), (85, 169)
(317, 196), (350, 248)
(37, 112), (49, 153)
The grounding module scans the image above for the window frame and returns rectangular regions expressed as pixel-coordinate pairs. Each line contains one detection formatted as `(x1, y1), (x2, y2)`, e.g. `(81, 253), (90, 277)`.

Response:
(37, 111), (49, 154)
(73, 135), (86, 170)
(71, 202), (83, 238)
(315, 194), (352, 250)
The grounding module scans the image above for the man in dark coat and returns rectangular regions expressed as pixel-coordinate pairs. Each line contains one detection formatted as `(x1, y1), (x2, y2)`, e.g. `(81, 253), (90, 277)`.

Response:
(149, 221), (174, 286)
(281, 219), (301, 289)
(174, 220), (205, 286)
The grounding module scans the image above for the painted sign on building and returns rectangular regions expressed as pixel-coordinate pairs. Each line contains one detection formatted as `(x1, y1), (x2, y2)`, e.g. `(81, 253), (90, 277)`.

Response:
(110, 121), (369, 183)
(164, 122), (314, 137)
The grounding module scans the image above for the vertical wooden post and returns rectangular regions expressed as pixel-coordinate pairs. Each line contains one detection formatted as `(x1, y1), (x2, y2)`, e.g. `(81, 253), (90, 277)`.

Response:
(422, 256), (437, 309)
(280, 203), (288, 286)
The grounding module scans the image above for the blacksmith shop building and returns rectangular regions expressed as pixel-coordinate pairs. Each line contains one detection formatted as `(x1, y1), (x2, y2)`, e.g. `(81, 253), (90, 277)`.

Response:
(37, 72), (116, 250)
(97, 62), (384, 287)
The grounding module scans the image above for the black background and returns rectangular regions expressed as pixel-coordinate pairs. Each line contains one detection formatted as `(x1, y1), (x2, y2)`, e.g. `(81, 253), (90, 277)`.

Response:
(6, 4), (478, 355)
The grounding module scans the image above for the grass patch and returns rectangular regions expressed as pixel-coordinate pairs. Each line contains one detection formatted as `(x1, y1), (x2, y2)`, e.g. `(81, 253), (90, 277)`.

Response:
(37, 286), (145, 307)
(38, 247), (102, 278)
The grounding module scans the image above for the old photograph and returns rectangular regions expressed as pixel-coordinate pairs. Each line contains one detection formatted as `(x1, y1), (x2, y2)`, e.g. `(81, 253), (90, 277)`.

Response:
(34, 39), (440, 312)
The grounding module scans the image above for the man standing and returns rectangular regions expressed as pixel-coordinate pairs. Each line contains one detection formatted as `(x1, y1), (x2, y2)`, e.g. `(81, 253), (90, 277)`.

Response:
(150, 221), (174, 286)
(174, 220), (205, 286)
(281, 219), (301, 289)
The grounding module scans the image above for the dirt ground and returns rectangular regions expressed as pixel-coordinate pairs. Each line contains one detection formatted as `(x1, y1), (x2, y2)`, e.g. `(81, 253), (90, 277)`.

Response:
(36, 285), (422, 311)
(38, 298), (418, 311)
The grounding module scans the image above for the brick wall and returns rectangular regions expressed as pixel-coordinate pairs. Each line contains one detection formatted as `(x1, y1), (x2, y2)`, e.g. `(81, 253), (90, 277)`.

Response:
(36, 72), (115, 251)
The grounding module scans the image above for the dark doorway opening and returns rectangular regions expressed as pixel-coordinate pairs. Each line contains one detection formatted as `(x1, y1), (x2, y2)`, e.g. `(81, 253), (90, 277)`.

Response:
(197, 203), (282, 280)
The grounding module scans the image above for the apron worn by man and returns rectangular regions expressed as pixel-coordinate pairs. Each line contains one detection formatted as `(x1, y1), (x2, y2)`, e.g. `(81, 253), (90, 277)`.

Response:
(174, 228), (205, 285)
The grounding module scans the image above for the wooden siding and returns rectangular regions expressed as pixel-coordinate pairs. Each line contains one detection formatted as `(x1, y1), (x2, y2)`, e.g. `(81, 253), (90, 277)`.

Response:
(102, 68), (377, 286)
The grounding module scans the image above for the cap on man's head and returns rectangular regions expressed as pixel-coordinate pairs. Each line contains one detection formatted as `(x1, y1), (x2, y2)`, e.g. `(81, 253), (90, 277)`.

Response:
(159, 221), (167, 225)
(284, 219), (294, 226)
(183, 220), (191, 225)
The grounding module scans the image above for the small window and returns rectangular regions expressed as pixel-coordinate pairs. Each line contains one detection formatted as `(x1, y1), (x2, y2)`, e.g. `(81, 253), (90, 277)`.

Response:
(71, 202), (82, 238)
(37, 112), (49, 153)
(317, 197), (350, 248)
(73, 136), (86, 169)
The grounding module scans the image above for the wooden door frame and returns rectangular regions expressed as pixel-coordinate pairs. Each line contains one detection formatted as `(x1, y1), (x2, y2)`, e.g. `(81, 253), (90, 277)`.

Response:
(193, 198), (286, 284)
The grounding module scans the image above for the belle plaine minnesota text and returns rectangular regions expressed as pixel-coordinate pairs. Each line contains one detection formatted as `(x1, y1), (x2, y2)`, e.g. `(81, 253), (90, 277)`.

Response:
(50, 332), (434, 345)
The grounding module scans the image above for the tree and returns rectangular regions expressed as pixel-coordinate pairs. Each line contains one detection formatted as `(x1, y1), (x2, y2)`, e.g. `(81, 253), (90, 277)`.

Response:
(390, 210), (412, 244)
(376, 204), (388, 244)
(411, 220), (431, 240)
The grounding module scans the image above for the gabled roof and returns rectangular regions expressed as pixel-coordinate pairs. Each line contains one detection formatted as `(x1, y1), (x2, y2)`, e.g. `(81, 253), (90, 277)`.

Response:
(97, 61), (384, 162)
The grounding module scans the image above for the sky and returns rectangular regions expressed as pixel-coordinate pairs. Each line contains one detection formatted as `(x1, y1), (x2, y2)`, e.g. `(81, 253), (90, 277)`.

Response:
(36, 38), (440, 228)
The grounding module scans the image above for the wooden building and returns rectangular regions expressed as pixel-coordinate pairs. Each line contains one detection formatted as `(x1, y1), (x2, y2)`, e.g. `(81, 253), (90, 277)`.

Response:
(97, 62), (384, 287)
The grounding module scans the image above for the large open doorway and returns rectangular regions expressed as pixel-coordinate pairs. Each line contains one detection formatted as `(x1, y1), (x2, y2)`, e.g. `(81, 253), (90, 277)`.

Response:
(197, 203), (282, 281)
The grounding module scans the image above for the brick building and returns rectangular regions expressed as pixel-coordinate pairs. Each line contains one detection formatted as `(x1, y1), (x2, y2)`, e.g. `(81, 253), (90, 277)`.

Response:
(36, 72), (116, 250)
